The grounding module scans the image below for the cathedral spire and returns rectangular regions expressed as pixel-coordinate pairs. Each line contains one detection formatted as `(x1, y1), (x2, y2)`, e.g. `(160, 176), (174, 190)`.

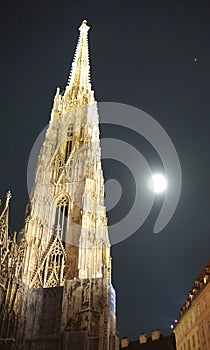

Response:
(66, 20), (91, 96)
(3, 22), (119, 349)
(50, 20), (94, 119)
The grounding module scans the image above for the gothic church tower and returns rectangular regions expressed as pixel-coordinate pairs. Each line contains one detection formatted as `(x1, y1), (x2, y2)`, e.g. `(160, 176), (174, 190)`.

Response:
(0, 20), (118, 350)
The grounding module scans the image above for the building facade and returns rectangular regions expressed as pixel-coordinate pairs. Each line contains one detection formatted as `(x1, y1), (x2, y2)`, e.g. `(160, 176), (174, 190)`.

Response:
(120, 331), (176, 349)
(0, 20), (119, 350)
(174, 261), (210, 350)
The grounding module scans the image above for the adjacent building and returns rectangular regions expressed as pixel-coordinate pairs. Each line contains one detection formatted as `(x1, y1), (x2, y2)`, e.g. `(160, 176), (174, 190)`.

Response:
(120, 331), (176, 349)
(0, 20), (119, 350)
(174, 260), (210, 350)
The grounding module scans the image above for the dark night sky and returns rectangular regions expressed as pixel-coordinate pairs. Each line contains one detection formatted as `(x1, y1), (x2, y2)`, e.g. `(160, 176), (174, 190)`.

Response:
(1, 0), (210, 340)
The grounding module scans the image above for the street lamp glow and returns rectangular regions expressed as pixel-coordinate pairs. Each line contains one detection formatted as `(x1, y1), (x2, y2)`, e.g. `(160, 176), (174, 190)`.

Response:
(151, 174), (167, 194)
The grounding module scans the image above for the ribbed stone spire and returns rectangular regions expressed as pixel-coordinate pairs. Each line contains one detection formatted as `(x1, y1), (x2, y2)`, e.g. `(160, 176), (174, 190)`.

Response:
(51, 19), (95, 112)
(66, 20), (91, 93)
(50, 20), (94, 119)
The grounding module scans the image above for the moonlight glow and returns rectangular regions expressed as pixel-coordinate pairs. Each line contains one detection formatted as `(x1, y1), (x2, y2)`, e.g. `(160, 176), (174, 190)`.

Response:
(151, 174), (167, 194)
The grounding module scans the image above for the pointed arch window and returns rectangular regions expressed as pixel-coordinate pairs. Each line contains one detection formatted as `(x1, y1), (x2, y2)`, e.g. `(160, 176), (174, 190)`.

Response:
(65, 123), (74, 162)
(51, 153), (63, 183)
(54, 197), (69, 241)
(67, 123), (74, 137)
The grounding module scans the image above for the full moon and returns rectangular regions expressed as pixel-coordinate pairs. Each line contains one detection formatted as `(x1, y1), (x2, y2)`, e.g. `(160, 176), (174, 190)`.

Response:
(151, 174), (167, 194)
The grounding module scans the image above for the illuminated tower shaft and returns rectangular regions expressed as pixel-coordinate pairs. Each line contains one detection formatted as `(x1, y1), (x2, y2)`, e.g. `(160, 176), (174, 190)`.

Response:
(18, 20), (119, 350)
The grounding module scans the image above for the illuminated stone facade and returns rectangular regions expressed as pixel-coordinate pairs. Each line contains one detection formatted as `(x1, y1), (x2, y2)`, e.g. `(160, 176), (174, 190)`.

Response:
(174, 261), (210, 350)
(0, 20), (118, 350)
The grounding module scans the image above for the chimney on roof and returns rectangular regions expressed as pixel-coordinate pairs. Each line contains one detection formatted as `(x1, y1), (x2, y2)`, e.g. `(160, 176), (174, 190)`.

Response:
(139, 333), (147, 344)
(151, 329), (160, 341)
(121, 337), (129, 348)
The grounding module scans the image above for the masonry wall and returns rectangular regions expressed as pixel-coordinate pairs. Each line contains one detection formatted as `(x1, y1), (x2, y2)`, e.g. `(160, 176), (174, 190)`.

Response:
(24, 287), (63, 350)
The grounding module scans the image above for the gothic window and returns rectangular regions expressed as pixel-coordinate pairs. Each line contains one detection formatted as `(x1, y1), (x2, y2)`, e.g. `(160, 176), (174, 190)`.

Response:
(67, 123), (74, 137)
(51, 153), (63, 183)
(82, 284), (89, 306)
(65, 139), (73, 162)
(65, 124), (74, 162)
(54, 197), (69, 241)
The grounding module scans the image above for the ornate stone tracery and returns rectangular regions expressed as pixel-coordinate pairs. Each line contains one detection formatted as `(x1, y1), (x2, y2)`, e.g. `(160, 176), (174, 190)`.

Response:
(30, 236), (66, 289)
